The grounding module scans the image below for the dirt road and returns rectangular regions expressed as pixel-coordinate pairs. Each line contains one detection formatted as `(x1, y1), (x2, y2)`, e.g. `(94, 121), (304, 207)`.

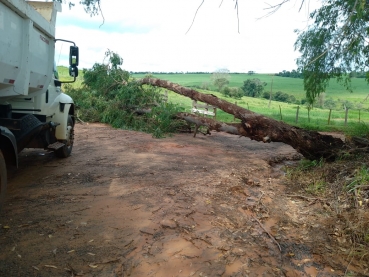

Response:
(0, 123), (357, 276)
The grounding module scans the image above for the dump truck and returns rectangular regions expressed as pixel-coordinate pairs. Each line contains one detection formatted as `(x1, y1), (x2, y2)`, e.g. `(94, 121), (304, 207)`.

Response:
(0, 0), (79, 205)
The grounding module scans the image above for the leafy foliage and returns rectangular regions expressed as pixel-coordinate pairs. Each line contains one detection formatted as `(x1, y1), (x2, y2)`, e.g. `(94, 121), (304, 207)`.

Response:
(324, 98), (337, 110)
(262, 90), (298, 104)
(64, 51), (184, 137)
(276, 91), (296, 103)
(221, 86), (243, 99)
(211, 68), (230, 91)
(349, 71), (368, 78)
(275, 69), (303, 78)
(82, 50), (129, 98)
(295, 0), (369, 103)
(241, 78), (267, 97)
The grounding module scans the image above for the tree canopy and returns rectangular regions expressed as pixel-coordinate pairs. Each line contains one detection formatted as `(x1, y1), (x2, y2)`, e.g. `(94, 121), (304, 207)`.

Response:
(241, 78), (266, 98)
(294, 0), (369, 103)
(211, 68), (231, 91)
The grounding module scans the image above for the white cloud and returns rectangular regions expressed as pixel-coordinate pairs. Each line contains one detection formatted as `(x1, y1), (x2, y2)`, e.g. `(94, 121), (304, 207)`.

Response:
(55, 0), (320, 73)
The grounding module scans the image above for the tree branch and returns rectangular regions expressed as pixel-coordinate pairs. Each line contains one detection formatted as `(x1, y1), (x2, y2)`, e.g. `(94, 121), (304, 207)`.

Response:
(186, 0), (205, 34)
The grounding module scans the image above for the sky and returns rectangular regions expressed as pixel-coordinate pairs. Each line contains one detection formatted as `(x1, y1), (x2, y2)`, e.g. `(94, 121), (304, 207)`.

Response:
(54, 0), (320, 73)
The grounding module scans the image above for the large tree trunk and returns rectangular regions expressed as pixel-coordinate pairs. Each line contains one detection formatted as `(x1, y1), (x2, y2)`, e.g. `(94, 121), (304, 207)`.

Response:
(141, 77), (346, 160)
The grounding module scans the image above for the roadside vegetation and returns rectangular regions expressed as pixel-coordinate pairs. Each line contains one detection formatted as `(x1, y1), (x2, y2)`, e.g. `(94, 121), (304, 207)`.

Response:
(284, 154), (369, 272)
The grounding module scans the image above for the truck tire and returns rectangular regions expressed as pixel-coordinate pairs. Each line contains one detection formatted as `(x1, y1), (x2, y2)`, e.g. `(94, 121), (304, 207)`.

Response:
(55, 115), (74, 158)
(0, 150), (7, 207)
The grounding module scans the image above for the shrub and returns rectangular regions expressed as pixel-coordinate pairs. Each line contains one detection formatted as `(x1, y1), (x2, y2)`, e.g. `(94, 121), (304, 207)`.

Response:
(241, 78), (266, 97)
(221, 86), (243, 99)
(274, 91), (289, 102)
(262, 91), (270, 100)
(64, 51), (185, 137)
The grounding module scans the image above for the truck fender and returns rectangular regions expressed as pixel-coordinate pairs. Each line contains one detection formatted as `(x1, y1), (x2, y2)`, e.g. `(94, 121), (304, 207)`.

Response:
(0, 127), (18, 167)
(59, 93), (74, 105)
(54, 103), (74, 141)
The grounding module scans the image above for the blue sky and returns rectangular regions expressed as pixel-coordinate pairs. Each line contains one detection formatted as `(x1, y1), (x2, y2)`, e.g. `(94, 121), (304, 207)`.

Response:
(55, 0), (319, 73)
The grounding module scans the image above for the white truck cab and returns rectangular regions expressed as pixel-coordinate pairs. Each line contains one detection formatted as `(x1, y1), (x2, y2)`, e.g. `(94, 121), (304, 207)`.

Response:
(0, 0), (79, 205)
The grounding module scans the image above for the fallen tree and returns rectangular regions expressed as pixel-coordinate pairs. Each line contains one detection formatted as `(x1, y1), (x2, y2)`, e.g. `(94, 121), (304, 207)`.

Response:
(141, 77), (349, 160)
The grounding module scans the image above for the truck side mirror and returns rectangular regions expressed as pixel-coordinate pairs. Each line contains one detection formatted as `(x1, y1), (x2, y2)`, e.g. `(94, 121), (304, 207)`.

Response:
(69, 66), (79, 78)
(69, 46), (79, 66)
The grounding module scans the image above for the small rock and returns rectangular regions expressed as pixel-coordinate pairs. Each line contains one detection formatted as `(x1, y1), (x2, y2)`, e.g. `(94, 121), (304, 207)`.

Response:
(231, 248), (245, 256)
(218, 245), (231, 251)
(160, 219), (177, 229)
(140, 228), (155, 235)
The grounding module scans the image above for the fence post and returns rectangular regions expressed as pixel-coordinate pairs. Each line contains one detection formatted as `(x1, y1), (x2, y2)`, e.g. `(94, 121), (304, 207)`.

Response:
(344, 108), (349, 126)
(328, 109), (332, 125)
(295, 106), (300, 123)
(359, 109), (361, 122)
(233, 101), (237, 122)
(308, 106), (311, 123)
(279, 105), (282, 120)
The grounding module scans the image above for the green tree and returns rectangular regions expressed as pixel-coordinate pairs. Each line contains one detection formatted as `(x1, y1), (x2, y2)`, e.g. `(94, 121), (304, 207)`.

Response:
(317, 92), (326, 108)
(261, 91), (270, 99)
(241, 78), (266, 98)
(83, 50), (129, 96)
(295, 0), (369, 103)
(221, 86), (243, 99)
(325, 98), (337, 110)
(274, 91), (289, 102)
(342, 100), (355, 110)
(211, 68), (230, 91)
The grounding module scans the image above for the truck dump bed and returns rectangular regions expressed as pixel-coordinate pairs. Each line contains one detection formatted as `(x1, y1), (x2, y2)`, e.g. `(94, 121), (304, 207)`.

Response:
(0, 0), (60, 98)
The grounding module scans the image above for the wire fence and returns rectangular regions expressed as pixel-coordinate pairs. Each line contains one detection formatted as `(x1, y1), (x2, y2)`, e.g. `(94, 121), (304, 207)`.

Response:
(234, 102), (369, 127)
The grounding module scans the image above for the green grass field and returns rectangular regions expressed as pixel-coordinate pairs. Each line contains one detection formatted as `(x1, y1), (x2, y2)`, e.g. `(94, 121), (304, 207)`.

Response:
(132, 73), (369, 106)
(58, 66), (369, 135)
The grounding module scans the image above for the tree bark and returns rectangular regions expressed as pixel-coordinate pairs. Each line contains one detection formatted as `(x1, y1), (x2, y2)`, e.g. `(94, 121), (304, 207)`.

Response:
(141, 77), (346, 160)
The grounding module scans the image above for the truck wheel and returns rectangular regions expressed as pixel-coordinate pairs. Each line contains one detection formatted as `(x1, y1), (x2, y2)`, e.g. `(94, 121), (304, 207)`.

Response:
(55, 115), (74, 158)
(0, 150), (7, 207)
